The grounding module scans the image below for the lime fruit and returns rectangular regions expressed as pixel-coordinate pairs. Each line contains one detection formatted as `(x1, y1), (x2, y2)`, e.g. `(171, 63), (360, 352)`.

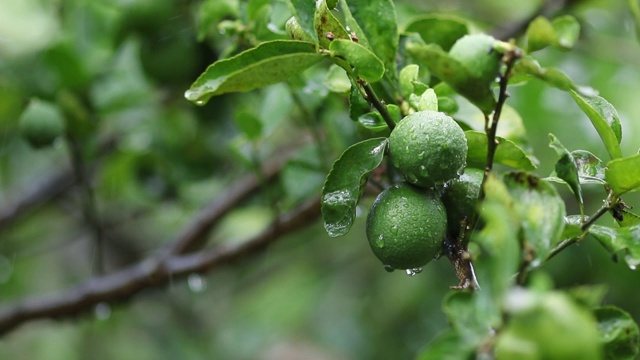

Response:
(19, 99), (65, 149)
(366, 182), (447, 270)
(389, 110), (467, 188)
(441, 167), (484, 236)
(449, 34), (502, 84)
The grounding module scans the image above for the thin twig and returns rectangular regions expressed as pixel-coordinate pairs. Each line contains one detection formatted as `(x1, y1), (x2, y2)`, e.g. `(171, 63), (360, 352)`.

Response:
(0, 197), (321, 336)
(358, 79), (396, 131)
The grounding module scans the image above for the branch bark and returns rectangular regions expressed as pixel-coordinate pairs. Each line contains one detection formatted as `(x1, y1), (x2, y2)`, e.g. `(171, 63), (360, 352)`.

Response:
(0, 197), (321, 336)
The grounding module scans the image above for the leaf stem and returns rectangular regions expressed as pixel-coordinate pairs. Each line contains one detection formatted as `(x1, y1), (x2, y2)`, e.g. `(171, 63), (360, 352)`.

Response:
(358, 79), (395, 131)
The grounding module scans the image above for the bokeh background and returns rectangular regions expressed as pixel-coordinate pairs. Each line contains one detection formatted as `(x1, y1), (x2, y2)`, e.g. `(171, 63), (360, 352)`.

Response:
(0, 0), (639, 358)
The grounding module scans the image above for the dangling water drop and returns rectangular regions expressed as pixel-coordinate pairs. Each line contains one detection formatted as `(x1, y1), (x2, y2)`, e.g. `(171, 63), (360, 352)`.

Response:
(390, 225), (399, 235)
(375, 234), (385, 248)
(405, 268), (422, 277)
(384, 265), (395, 272)
(94, 302), (111, 321)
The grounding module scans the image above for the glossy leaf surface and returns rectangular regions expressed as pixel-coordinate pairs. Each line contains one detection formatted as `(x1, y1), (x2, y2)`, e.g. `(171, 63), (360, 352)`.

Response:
(321, 137), (388, 237)
(605, 154), (640, 195)
(571, 90), (623, 160)
(465, 131), (537, 170)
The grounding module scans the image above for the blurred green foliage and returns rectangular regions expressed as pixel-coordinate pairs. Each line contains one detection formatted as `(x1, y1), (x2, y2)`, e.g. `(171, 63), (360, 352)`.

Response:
(0, 0), (639, 359)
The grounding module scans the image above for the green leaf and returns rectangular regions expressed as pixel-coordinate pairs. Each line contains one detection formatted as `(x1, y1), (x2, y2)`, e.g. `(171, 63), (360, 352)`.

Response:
(443, 291), (493, 341)
(497, 291), (602, 360)
(321, 138), (388, 237)
(406, 42), (496, 114)
(357, 112), (388, 132)
(233, 111), (263, 140)
(465, 131), (537, 170)
(329, 39), (385, 83)
(472, 174), (521, 324)
(404, 14), (469, 51)
(399, 64), (420, 99)
(185, 40), (323, 105)
(594, 306), (640, 360)
(286, 0), (318, 42)
(345, 0), (398, 79)
(589, 224), (640, 269)
(416, 330), (477, 360)
(552, 15), (580, 50)
(606, 154), (640, 196)
(349, 83), (370, 120)
(611, 204), (640, 227)
(314, 0), (350, 49)
(549, 134), (583, 213)
(504, 172), (566, 265)
(526, 16), (557, 53)
(512, 57), (574, 90)
(573, 150), (606, 184)
(323, 64), (351, 93)
(570, 90), (623, 160)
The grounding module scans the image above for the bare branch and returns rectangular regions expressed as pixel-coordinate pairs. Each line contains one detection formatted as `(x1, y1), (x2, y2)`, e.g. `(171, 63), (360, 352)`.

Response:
(0, 197), (321, 336)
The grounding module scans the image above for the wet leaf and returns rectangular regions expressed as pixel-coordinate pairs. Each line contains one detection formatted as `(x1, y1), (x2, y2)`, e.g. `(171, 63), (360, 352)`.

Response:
(465, 131), (537, 170)
(345, 0), (398, 79)
(611, 205), (640, 227)
(605, 154), (640, 195)
(549, 134), (583, 213)
(185, 40), (323, 105)
(404, 14), (469, 51)
(349, 83), (370, 120)
(589, 223), (640, 269)
(504, 172), (566, 265)
(321, 137), (388, 237)
(573, 150), (606, 184)
(406, 42), (496, 114)
(314, 0), (350, 49)
(526, 16), (557, 53)
(399, 64), (420, 98)
(594, 306), (640, 360)
(286, 0), (318, 43)
(552, 15), (580, 50)
(357, 112), (388, 132)
(570, 91), (623, 160)
(329, 39), (385, 83)
(410, 88), (438, 111)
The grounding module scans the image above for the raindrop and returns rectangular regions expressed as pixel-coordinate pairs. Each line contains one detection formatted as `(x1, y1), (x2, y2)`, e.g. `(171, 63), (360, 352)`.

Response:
(405, 268), (422, 277)
(629, 264), (637, 271)
(433, 252), (442, 260)
(188, 273), (207, 293)
(417, 151), (425, 159)
(195, 100), (205, 106)
(384, 265), (395, 272)
(94, 302), (111, 321)
(390, 225), (399, 235)
(406, 173), (418, 183)
(375, 234), (385, 248)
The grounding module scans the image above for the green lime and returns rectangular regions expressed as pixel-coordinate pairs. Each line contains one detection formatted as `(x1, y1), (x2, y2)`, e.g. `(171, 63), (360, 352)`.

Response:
(442, 167), (484, 236)
(389, 110), (467, 188)
(366, 182), (447, 271)
(19, 99), (66, 149)
(449, 34), (502, 84)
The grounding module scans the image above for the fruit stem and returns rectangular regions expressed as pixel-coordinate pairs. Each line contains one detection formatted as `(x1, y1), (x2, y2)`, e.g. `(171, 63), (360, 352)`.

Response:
(358, 79), (396, 131)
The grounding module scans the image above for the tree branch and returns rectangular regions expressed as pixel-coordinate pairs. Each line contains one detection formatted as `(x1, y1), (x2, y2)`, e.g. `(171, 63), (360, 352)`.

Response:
(0, 197), (321, 336)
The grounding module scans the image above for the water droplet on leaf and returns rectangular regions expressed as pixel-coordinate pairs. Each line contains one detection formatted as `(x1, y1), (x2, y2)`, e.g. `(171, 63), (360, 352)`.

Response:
(384, 265), (395, 272)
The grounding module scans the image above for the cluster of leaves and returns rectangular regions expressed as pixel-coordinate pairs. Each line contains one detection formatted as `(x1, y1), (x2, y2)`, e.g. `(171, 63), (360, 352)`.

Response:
(185, 0), (640, 358)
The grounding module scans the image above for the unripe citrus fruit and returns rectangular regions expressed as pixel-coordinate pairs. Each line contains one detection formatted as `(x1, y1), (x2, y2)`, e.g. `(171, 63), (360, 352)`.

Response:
(441, 167), (484, 236)
(19, 99), (65, 149)
(449, 34), (502, 84)
(389, 110), (467, 188)
(366, 182), (447, 270)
